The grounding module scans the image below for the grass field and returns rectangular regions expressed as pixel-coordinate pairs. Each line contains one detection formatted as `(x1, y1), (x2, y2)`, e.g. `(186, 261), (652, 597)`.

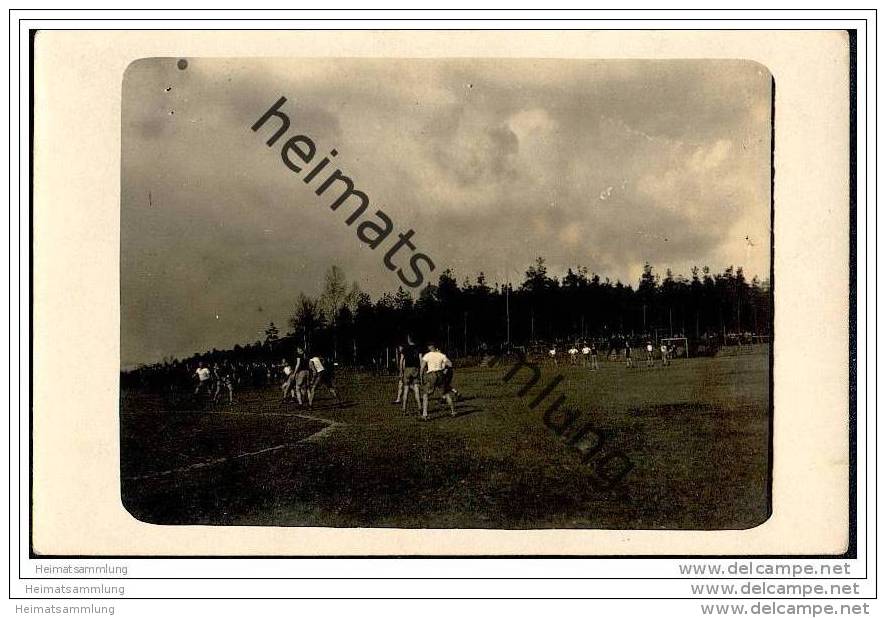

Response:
(120, 351), (771, 530)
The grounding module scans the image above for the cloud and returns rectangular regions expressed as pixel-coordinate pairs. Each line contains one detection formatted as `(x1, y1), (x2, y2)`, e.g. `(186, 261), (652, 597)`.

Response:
(121, 58), (771, 365)
(508, 108), (558, 139)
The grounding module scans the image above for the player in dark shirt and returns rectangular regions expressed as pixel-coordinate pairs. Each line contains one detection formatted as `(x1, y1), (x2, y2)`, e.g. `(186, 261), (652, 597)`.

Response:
(400, 337), (422, 414)
(292, 347), (311, 406)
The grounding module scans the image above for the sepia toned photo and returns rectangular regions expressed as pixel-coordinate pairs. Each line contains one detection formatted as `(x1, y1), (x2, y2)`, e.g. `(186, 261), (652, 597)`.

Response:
(120, 57), (773, 530)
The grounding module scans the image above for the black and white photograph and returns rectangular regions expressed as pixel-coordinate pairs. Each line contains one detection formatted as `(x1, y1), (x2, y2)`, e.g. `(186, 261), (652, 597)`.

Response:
(20, 12), (870, 615)
(119, 57), (774, 530)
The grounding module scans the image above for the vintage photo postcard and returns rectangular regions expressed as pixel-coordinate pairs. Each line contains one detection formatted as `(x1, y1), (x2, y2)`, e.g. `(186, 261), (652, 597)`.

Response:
(30, 29), (851, 555)
(120, 58), (773, 530)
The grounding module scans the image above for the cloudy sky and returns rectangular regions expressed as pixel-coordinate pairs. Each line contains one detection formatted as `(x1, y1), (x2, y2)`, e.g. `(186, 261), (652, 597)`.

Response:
(121, 58), (771, 367)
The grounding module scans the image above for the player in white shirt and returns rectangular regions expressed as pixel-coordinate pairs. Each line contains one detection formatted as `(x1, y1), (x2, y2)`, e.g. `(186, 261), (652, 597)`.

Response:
(581, 343), (591, 367)
(420, 343), (456, 419)
(660, 342), (670, 367)
(645, 341), (655, 367)
(308, 354), (340, 408)
(567, 346), (579, 365)
(194, 362), (212, 397)
(280, 358), (295, 402)
(548, 346), (558, 366)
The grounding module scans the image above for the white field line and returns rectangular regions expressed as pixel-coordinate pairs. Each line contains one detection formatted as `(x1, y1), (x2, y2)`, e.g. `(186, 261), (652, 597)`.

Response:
(296, 413), (345, 443)
(121, 412), (345, 481)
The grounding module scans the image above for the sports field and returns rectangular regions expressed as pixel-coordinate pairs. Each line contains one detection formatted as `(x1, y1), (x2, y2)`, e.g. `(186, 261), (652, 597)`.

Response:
(120, 350), (771, 530)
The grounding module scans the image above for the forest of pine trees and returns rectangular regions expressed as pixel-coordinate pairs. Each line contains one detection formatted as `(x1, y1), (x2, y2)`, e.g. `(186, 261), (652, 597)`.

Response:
(127, 258), (771, 375)
(281, 258), (770, 363)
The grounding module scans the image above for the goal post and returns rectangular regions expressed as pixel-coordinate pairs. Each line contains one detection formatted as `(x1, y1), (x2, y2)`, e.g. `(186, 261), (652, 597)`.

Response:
(660, 336), (690, 358)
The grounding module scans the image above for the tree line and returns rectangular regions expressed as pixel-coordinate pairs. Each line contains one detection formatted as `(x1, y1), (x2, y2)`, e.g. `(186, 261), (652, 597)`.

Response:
(284, 258), (770, 365)
(125, 258), (771, 379)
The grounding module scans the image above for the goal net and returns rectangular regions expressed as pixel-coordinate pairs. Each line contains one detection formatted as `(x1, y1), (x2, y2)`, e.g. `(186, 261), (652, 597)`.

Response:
(660, 337), (690, 358)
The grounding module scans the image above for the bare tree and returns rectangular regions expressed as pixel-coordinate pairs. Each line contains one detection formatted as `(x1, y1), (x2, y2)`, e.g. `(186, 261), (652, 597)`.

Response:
(289, 294), (324, 350)
(319, 265), (349, 360)
(345, 281), (363, 313)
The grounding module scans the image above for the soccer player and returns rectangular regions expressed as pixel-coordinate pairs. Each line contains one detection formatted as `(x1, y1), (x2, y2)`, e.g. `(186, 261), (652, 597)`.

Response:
(568, 345), (579, 365)
(660, 342), (670, 367)
(607, 335), (620, 360)
(624, 341), (633, 368)
(392, 344), (405, 404)
(292, 346), (311, 406)
(213, 361), (234, 404)
(280, 357), (295, 402)
(308, 353), (340, 408)
(420, 343), (456, 420)
(645, 340), (655, 367)
(441, 364), (459, 402)
(590, 341), (599, 371)
(437, 353), (460, 406)
(194, 362), (212, 397)
(400, 337), (422, 414)
(581, 342), (591, 367)
(548, 346), (558, 366)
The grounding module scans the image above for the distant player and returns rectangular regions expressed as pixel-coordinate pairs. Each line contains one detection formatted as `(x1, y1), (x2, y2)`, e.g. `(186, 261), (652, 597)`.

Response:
(392, 344), (405, 404)
(420, 343), (456, 419)
(400, 337), (422, 414)
(194, 362), (212, 397)
(660, 342), (670, 367)
(308, 353), (340, 408)
(624, 341), (633, 368)
(589, 341), (599, 370)
(645, 341), (654, 367)
(607, 335), (620, 360)
(581, 343), (591, 367)
(213, 362), (234, 404)
(568, 346), (579, 365)
(548, 346), (558, 366)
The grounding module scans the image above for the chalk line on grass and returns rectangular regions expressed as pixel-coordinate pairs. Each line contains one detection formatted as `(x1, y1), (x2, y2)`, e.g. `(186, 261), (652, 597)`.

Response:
(295, 413), (345, 443)
(122, 412), (346, 481)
